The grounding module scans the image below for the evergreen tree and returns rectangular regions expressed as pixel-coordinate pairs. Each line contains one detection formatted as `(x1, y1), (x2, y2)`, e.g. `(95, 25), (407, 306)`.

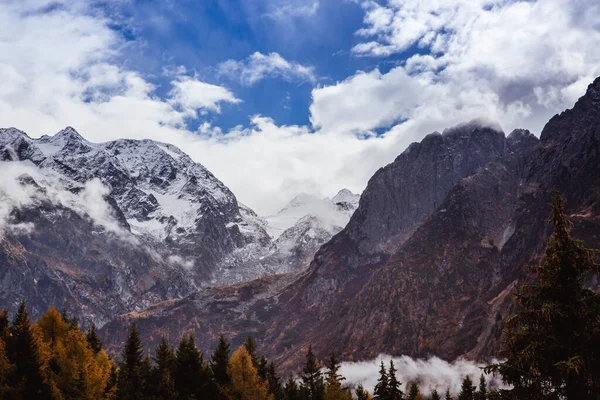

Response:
(117, 324), (145, 400)
(431, 389), (441, 400)
(475, 374), (486, 400)
(301, 345), (325, 400)
(152, 337), (177, 400)
(267, 361), (283, 399)
(372, 361), (389, 400)
(258, 355), (269, 379)
(284, 374), (301, 400)
(245, 335), (259, 367)
(211, 335), (231, 389)
(173, 334), (211, 399)
(407, 382), (420, 400)
(227, 345), (272, 400)
(8, 301), (48, 399)
(445, 388), (452, 400)
(488, 191), (600, 399)
(387, 360), (403, 400)
(324, 351), (350, 400)
(0, 337), (16, 398)
(458, 376), (475, 400)
(355, 384), (371, 400)
(86, 323), (103, 354)
(0, 310), (9, 341)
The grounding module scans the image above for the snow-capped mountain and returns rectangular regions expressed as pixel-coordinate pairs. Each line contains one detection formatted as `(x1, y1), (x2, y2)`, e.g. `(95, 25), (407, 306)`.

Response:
(0, 126), (359, 323)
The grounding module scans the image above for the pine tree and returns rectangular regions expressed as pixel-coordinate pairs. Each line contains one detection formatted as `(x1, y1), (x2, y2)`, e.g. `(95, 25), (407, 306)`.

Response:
(301, 345), (325, 400)
(152, 337), (177, 400)
(173, 334), (211, 399)
(458, 376), (475, 400)
(211, 335), (231, 388)
(407, 382), (420, 400)
(117, 324), (145, 400)
(475, 374), (486, 400)
(372, 361), (388, 400)
(355, 384), (371, 400)
(86, 323), (103, 354)
(488, 191), (600, 398)
(266, 361), (283, 399)
(245, 334), (259, 367)
(227, 345), (272, 400)
(324, 351), (351, 400)
(387, 360), (403, 400)
(284, 374), (301, 400)
(445, 388), (452, 400)
(431, 389), (441, 400)
(8, 301), (48, 399)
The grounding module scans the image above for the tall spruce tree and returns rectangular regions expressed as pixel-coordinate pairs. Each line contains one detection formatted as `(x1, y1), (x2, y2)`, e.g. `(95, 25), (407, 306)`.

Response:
(86, 323), (103, 354)
(475, 374), (486, 400)
(173, 334), (212, 399)
(458, 376), (475, 400)
(407, 382), (420, 400)
(284, 374), (301, 400)
(245, 335), (259, 367)
(267, 361), (283, 399)
(445, 388), (452, 400)
(301, 345), (325, 400)
(258, 355), (269, 379)
(152, 337), (177, 400)
(387, 360), (403, 400)
(431, 389), (441, 400)
(117, 324), (145, 400)
(211, 335), (231, 390)
(8, 302), (48, 399)
(488, 191), (600, 399)
(372, 361), (389, 400)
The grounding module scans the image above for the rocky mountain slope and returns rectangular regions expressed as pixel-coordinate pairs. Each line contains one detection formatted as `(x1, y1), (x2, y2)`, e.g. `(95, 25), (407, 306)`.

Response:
(0, 129), (356, 323)
(100, 77), (600, 370)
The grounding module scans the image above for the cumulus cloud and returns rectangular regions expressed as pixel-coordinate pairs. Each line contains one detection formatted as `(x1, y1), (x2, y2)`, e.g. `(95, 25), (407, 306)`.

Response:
(169, 77), (241, 116)
(217, 52), (316, 86)
(340, 354), (507, 396)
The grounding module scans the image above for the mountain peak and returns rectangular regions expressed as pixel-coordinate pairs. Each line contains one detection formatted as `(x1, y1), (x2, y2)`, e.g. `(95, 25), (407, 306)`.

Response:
(55, 126), (86, 142)
(332, 189), (360, 205)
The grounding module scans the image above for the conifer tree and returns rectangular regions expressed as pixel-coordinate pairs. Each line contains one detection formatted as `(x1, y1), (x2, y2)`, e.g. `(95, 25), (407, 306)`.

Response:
(117, 324), (145, 400)
(407, 382), (420, 400)
(324, 351), (351, 400)
(488, 191), (600, 398)
(266, 361), (283, 399)
(227, 345), (272, 400)
(245, 334), (259, 367)
(151, 337), (177, 400)
(475, 374), (486, 400)
(211, 335), (231, 388)
(372, 361), (389, 400)
(284, 374), (301, 400)
(0, 338), (15, 398)
(258, 354), (269, 379)
(173, 334), (211, 399)
(445, 388), (452, 400)
(301, 345), (325, 400)
(431, 389), (441, 400)
(458, 376), (475, 400)
(86, 323), (103, 354)
(387, 360), (403, 400)
(8, 301), (48, 399)
(355, 384), (371, 400)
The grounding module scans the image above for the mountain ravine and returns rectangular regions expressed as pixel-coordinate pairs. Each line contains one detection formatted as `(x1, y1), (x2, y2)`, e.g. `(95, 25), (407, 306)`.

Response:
(100, 77), (600, 372)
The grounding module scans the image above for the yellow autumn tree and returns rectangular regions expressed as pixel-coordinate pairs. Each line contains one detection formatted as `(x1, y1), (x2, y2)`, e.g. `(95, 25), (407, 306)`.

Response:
(227, 345), (272, 400)
(0, 338), (16, 398)
(35, 307), (114, 399)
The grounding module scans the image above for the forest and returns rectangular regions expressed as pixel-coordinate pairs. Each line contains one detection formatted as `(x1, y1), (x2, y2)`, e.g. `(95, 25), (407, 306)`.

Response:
(0, 192), (598, 400)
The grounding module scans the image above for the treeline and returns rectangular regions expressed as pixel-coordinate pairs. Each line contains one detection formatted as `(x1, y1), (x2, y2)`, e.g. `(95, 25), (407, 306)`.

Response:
(0, 301), (493, 400)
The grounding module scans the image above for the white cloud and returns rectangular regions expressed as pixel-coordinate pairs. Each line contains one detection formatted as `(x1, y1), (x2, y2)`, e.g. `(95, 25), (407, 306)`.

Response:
(324, 0), (600, 136)
(340, 354), (507, 397)
(217, 52), (316, 86)
(263, 0), (320, 19)
(169, 76), (240, 116)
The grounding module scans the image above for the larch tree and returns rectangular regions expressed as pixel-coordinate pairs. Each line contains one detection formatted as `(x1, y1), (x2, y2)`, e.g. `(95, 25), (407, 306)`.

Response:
(227, 345), (272, 400)
(324, 351), (351, 400)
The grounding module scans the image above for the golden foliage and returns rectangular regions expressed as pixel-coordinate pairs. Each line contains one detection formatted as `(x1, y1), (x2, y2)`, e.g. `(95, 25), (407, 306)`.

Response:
(227, 346), (272, 400)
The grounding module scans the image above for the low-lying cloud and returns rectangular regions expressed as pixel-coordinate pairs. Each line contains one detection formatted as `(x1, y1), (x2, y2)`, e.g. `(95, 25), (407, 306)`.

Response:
(340, 354), (507, 396)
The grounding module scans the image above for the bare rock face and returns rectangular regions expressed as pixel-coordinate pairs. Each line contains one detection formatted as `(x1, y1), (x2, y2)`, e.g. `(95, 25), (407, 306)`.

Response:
(99, 77), (600, 370)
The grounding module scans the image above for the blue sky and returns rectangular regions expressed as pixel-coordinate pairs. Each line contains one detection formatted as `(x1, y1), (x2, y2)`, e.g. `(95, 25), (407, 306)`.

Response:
(1, 0), (600, 214)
